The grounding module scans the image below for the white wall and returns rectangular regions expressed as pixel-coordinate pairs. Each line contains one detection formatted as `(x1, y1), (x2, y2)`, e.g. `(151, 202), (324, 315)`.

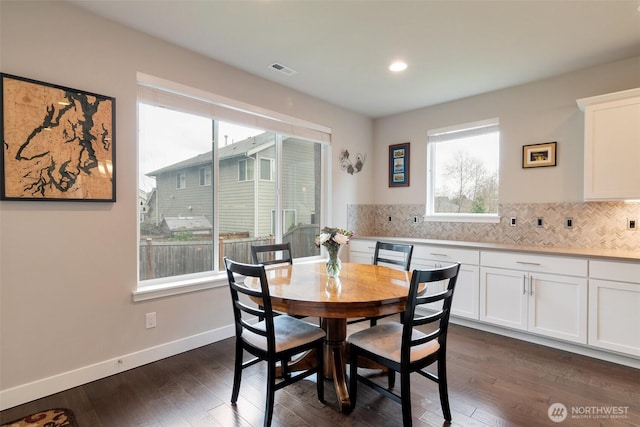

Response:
(372, 56), (640, 205)
(0, 0), (373, 408)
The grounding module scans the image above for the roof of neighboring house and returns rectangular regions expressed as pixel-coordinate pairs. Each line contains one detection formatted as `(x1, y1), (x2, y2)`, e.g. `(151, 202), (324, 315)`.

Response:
(146, 132), (275, 176)
(163, 216), (212, 232)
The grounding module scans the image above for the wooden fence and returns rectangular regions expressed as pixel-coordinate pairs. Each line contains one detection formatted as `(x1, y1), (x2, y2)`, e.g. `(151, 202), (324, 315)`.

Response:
(139, 224), (321, 281)
(140, 235), (273, 281)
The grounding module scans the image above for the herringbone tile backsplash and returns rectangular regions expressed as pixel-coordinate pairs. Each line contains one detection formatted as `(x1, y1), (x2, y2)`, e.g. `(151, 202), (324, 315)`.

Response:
(347, 202), (640, 252)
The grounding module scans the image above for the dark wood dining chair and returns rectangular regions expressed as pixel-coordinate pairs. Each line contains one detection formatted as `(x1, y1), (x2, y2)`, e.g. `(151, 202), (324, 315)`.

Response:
(251, 242), (312, 321)
(348, 263), (461, 426)
(348, 241), (414, 326)
(224, 257), (325, 427)
(251, 242), (293, 266)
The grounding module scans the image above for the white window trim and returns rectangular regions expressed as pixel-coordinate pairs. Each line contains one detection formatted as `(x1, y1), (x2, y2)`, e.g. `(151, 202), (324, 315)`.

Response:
(426, 118), (500, 223)
(133, 272), (227, 302)
(137, 72), (332, 143)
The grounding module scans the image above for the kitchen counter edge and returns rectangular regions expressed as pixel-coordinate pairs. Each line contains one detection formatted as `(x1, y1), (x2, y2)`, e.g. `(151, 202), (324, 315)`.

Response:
(350, 237), (640, 262)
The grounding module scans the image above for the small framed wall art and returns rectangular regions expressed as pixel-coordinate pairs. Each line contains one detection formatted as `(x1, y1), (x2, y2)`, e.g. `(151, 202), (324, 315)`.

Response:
(1, 73), (116, 201)
(389, 142), (410, 187)
(522, 141), (556, 168)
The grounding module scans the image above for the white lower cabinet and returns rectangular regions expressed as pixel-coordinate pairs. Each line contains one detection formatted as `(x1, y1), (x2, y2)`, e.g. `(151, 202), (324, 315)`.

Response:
(480, 252), (588, 344)
(348, 239), (640, 363)
(588, 261), (640, 357)
(348, 239), (376, 264)
(411, 246), (480, 320)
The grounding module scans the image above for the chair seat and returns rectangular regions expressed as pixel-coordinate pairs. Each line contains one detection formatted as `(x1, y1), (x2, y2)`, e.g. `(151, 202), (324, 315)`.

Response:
(243, 315), (326, 353)
(348, 322), (439, 364)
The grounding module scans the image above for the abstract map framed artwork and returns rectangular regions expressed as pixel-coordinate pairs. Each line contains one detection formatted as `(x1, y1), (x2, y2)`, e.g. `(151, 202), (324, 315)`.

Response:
(1, 73), (116, 201)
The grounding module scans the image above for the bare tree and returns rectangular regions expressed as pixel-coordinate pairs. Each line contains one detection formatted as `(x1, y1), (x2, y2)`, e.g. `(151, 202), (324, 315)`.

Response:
(438, 150), (497, 213)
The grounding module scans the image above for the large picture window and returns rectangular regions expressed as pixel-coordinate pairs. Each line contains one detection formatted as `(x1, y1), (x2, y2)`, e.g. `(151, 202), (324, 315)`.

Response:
(137, 78), (329, 289)
(426, 118), (499, 221)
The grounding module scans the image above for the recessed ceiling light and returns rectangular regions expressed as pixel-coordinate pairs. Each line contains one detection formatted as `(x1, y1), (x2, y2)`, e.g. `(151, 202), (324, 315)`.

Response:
(389, 61), (408, 72)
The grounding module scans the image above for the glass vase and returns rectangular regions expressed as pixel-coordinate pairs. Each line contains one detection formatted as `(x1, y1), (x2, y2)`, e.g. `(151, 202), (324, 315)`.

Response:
(325, 245), (342, 278)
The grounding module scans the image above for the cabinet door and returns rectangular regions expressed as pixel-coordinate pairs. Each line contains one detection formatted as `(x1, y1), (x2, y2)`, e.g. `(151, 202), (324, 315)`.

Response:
(349, 251), (373, 264)
(348, 240), (376, 264)
(480, 267), (527, 331)
(451, 264), (479, 320)
(528, 273), (587, 344)
(583, 96), (640, 200)
(412, 259), (444, 312)
(589, 279), (640, 357)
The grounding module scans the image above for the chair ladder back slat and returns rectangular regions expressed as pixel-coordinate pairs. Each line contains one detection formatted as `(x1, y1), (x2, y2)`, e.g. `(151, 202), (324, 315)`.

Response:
(251, 242), (293, 266)
(412, 310), (445, 327)
(417, 287), (454, 305)
(373, 241), (414, 271)
(411, 329), (440, 347)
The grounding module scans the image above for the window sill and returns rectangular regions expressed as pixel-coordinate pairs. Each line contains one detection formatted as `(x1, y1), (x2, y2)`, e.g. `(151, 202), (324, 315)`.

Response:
(132, 257), (325, 302)
(424, 214), (500, 224)
(133, 273), (228, 302)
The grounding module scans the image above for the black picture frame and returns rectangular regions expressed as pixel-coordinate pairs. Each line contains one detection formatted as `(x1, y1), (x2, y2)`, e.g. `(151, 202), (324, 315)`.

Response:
(1, 73), (116, 201)
(522, 142), (556, 168)
(389, 142), (410, 187)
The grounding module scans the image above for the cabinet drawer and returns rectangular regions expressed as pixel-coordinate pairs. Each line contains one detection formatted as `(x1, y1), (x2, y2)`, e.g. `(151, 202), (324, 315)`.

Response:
(481, 251), (587, 277)
(413, 245), (479, 265)
(348, 239), (377, 253)
(590, 260), (640, 284)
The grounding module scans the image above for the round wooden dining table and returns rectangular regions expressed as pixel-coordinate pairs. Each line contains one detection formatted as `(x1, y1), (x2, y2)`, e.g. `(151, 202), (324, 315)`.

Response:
(244, 262), (412, 413)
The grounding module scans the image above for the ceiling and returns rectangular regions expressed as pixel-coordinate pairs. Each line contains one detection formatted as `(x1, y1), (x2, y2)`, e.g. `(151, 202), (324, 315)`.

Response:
(68, 0), (640, 118)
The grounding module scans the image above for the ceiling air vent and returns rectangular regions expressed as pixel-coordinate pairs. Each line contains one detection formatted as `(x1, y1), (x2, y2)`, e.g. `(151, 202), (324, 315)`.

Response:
(269, 62), (297, 76)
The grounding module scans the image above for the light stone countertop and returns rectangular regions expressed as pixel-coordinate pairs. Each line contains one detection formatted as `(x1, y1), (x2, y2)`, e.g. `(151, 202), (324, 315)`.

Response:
(351, 236), (640, 262)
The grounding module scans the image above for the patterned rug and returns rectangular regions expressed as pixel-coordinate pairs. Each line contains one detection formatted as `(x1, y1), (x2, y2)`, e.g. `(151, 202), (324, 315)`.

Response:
(1, 408), (77, 427)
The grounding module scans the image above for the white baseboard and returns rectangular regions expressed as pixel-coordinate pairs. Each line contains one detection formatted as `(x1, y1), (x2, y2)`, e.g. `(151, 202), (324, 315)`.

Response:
(0, 325), (235, 411)
(447, 316), (640, 370)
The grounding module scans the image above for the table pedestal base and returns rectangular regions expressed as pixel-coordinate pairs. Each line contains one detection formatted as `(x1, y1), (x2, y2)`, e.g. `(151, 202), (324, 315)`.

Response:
(322, 318), (351, 413)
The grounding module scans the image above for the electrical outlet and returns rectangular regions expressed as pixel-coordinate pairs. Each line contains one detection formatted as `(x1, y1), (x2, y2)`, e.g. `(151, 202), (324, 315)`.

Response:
(388, 216), (392, 222)
(536, 217), (543, 227)
(413, 216), (420, 223)
(510, 217), (517, 227)
(628, 218), (637, 230)
(565, 217), (573, 229)
(145, 312), (156, 329)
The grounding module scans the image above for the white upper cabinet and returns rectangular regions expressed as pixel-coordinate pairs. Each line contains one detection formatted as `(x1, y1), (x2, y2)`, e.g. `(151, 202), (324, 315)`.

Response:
(577, 88), (640, 201)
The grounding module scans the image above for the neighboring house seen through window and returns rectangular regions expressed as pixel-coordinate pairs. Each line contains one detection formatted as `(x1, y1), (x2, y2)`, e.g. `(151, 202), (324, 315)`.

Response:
(137, 84), (329, 289)
(426, 118), (499, 221)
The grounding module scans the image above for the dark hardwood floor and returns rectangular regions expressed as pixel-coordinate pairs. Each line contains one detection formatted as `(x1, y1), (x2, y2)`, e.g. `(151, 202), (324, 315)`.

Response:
(1, 324), (638, 426)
